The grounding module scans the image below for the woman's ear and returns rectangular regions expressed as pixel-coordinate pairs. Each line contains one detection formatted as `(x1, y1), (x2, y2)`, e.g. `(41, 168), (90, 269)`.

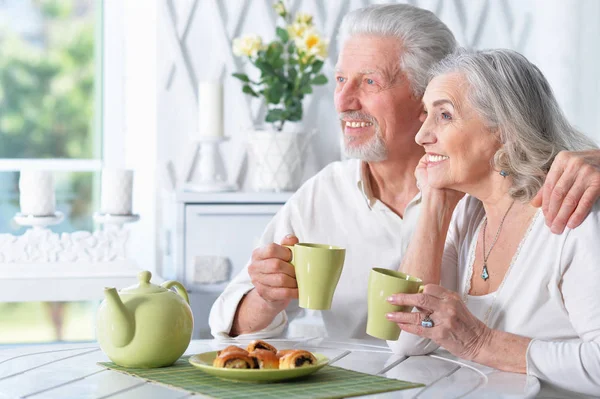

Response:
(488, 126), (504, 143)
(491, 147), (510, 174)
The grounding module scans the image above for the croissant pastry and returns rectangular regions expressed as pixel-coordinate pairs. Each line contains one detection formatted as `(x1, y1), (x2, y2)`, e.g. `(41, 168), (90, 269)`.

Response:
(213, 352), (256, 369)
(217, 345), (248, 357)
(279, 350), (318, 369)
(246, 339), (277, 354)
(249, 349), (279, 369)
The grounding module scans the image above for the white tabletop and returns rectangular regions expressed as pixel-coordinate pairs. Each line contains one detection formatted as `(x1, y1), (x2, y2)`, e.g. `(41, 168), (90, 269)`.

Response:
(0, 338), (540, 399)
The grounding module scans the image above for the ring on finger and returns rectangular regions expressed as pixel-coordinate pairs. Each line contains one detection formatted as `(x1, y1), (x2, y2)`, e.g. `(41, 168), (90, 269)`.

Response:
(421, 313), (434, 328)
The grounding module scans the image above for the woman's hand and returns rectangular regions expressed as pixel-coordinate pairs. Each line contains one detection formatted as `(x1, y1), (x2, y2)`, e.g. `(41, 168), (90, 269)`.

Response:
(386, 284), (492, 362)
(415, 154), (465, 208)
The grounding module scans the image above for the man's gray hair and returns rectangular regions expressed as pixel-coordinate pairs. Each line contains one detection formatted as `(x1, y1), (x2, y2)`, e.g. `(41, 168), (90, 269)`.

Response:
(430, 48), (598, 201)
(338, 4), (457, 97)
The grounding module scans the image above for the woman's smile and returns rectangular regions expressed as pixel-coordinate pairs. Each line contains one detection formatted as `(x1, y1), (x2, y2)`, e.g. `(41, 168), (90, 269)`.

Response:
(426, 153), (449, 166)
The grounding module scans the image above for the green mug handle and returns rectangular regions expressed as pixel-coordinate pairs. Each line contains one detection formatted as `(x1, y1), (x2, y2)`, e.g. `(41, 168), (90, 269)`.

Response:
(418, 285), (424, 294)
(284, 245), (295, 266)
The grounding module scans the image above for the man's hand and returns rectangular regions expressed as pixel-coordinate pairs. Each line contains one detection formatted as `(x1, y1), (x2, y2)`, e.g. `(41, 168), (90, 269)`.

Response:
(531, 150), (600, 233)
(247, 235), (299, 313)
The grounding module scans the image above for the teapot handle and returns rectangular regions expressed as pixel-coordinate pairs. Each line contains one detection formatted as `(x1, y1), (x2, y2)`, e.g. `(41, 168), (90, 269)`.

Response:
(161, 281), (190, 304)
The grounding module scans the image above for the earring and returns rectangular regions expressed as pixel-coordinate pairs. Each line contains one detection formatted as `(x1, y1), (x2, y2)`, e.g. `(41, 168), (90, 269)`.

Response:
(499, 170), (510, 177)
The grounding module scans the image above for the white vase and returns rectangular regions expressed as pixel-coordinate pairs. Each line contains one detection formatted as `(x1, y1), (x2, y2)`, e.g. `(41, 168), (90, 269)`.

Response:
(247, 128), (312, 192)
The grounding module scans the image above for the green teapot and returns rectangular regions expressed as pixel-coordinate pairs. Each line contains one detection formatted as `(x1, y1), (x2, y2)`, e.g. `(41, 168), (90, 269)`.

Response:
(96, 271), (193, 368)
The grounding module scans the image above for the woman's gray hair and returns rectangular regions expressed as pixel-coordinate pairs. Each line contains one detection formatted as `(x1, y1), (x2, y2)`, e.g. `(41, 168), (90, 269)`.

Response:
(338, 4), (456, 97)
(430, 49), (598, 201)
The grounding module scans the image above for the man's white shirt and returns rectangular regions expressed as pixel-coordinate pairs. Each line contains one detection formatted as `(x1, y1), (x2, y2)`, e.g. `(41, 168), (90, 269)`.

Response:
(208, 159), (421, 340)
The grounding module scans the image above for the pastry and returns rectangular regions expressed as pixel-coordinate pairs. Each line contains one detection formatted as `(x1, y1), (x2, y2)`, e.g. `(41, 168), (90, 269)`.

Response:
(279, 350), (318, 369)
(275, 349), (295, 359)
(213, 352), (256, 369)
(249, 349), (279, 369)
(246, 339), (277, 354)
(217, 345), (248, 357)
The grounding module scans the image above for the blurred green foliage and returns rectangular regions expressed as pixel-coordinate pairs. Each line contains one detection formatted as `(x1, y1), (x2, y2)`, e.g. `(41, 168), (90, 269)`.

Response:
(0, 0), (97, 159)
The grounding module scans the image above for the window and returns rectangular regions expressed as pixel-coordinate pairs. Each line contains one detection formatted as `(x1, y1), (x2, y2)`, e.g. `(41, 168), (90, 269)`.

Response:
(0, 0), (102, 234)
(0, 0), (112, 345)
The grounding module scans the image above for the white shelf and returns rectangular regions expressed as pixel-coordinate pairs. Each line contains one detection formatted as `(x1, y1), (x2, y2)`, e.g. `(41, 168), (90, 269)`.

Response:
(176, 190), (293, 204)
(0, 261), (149, 302)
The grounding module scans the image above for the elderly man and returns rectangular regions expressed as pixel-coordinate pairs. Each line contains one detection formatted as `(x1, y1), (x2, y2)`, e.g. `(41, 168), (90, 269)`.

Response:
(209, 4), (600, 340)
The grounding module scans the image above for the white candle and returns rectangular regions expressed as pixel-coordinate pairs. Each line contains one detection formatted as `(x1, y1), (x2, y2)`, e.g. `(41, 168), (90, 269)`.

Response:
(19, 170), (56, 216)
(197, 81), (224, 138)
(100, 168), (133, 215)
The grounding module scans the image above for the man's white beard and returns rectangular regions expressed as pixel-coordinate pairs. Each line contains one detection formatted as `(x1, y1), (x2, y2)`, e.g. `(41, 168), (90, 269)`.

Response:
(343, 131), (388, 162)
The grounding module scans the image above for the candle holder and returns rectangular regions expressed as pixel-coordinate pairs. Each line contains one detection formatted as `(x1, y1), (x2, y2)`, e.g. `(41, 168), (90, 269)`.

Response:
(184, 136), (237, 192)
(13, 211), (65, 229)
(93, 212), (140, 228)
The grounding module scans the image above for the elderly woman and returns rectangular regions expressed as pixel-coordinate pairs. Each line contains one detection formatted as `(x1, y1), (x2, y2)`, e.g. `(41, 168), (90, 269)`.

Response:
(386, 49), (600, 397)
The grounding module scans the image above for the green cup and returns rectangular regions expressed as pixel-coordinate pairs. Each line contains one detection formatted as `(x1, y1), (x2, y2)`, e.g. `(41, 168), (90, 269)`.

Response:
(285, 243), (346, 310)
(366, 268), (423, 341)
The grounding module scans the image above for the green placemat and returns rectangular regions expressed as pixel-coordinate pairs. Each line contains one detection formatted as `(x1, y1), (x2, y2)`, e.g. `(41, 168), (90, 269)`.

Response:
(98, 357), (424, 399)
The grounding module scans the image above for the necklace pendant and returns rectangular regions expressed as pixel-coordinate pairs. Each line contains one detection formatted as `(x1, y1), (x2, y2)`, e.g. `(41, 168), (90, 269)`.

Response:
(481, 264), (489, 281)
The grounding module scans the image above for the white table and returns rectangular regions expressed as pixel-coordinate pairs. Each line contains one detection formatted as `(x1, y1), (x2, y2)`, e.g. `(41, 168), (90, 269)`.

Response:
(0, 338), (540, 398)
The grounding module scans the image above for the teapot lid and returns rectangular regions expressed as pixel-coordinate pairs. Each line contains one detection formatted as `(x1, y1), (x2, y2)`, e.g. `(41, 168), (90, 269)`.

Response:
(120, 271), (167, 294)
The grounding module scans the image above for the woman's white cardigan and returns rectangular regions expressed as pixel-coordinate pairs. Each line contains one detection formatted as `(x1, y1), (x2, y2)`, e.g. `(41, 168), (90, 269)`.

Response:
(390, 196), (600, 397)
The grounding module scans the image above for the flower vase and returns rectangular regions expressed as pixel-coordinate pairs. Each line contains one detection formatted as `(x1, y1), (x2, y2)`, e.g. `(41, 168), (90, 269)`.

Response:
(247, 128), (313, 192)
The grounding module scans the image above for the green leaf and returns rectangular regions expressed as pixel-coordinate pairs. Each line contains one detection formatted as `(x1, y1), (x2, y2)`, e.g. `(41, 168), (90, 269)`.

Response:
(255, 59), (276, 76)
(265, 81), (284, 104)
(311, 60), (324, 74)
(300, 85), (313, 94)
(242, 84), (259, 97)
(311, 74), (328, 85)
(266, 42), (283, 62)
(288, 109), (303, 121)
(232, 73), (250, 83)
(288, 68), (298, 83)
(276, 27), (289, 43)
(287, 42), (296, 54)
(265, 108), (286, 123)
(300, 75), (310, 87)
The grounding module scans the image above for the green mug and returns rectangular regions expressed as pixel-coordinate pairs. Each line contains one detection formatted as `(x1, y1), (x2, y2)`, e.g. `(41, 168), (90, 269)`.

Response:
(285, 243), (346, 310)
(366, 267), (423, 341)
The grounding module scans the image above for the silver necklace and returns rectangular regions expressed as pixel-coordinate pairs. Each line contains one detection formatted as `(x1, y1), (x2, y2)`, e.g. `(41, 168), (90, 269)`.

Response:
(464, 209), (541, 326)
(481, 200), (515, 281)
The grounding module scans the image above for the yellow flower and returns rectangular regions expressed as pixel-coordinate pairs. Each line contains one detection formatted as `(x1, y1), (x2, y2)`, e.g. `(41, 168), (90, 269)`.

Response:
(273, 1), (286, 17)
(287, 22), (308, 40)
(295, 29), (328, 59)
(294, 12), (313, 26)
(232, 34), (263, 57)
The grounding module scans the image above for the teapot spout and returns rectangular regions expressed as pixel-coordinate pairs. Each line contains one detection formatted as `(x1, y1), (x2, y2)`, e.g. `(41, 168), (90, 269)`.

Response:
(103, 287), (134, 348)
